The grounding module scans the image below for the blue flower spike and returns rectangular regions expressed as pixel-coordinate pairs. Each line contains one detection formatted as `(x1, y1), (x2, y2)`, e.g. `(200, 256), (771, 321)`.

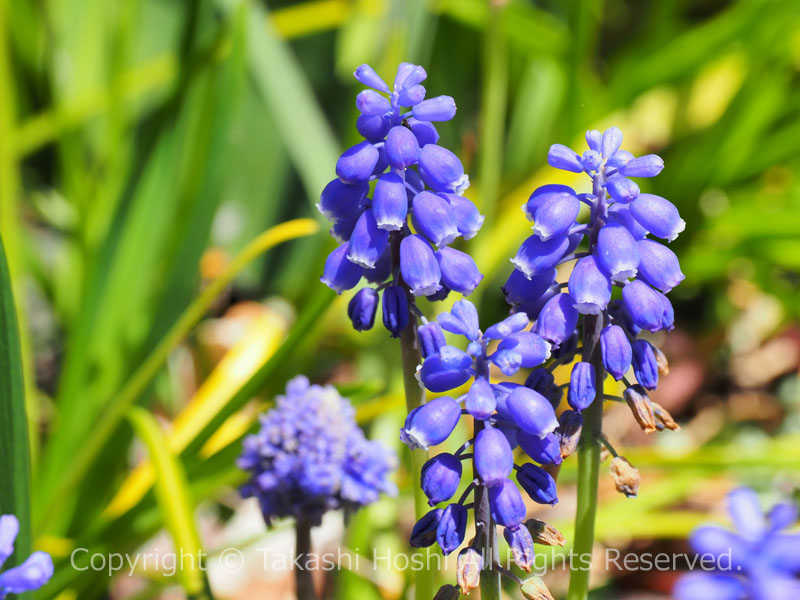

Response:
(675, 488), (800, 600)
(0, 515), (53, 599)
(319, 63), (480, 337)
(238, 377), (396, 527)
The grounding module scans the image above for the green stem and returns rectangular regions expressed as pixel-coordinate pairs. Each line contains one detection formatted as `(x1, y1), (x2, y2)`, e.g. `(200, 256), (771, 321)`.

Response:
(567, 163), (608, 600)
(399, 311), (436, 600)
(295, 519), (317, 600)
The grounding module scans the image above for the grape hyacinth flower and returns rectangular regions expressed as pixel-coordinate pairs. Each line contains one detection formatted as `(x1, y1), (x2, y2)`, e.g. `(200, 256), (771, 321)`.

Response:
(675, 488), (800, 600)
(319, 63), (484, 336)
(505, 128), (684, 598)
(403, 300), (564, 595)
(0, 515), (53, 599)
(238, 377), (396, 600)
(238, 376), (396, 524)
(505, 126), (684, 458)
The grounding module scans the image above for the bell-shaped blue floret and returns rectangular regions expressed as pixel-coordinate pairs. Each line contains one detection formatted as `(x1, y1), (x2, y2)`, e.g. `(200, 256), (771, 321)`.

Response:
(475, 427), (513, 486)
(568, 255), (612, 315)
(504, 525), (535, 572)
(409, 508), (443, 547)
(418, 321), (446, 358)
(0, 551), (54, 595)
(535, 293), (579, 347)
(517, 431), (562, 465)
(385, 125), (419, 169)
(511, 234), (571, 279)
(497, 332), (551, 368)
(397, 84), (426, 107)
(489, 479), (527, 528)
(606, 174), (640, 203)
(355, 89), (391, 116)
(321, 244), (362, 293)
(412, 191), (460, 247)
(632, 339), (659, 390)
(412, 96), (457, 121)
(607, 203), (649, 240)
(441, 194), (484, 240)
(381, 285), (409, 337)
(400, 234), (442, 296)
(346, 209), (389, 269)
(630, 193), (685, 242)
(636, 239), (685, 293)
(330, 208), (362, 243)
(673, 573), (748, 600)
(607, 149), (634, 169)
(437, 299), (481, 341)
(525, 368), (556, 396)
(484, 313), (529, 340)
(465, 377), (496, 420)
(436, 247), (483, 296)
(348, 288), (379, 331)
(356, 114), (391, 143)
(336, 141), (380, 184)
(586, 129), (602, 151)
(354, 64), (390, 93)
(568, 362), (597, 411)
(523, 184), (576, 221)
(517, 463), (558, 505)
(506, 386), (559, 438)
(532, 191), (581, 241)
(600, 324), (632, 381)
(618, 154), (664, 178)
(436, 503), (467, 555)
(601, 127), (623, 158)
(317, 178), (368, 221)
(491, 349), (523, 376)
(394, 63), (427, 91)
(502, 268), (556, 307)
(596, 223), (639, 281)
(622, 280), (666, 333)
(419, 346), (473, 393)
(373, 173), (408, 231)
(421, 453), (462, 506)
(418, 144), (469, 194)
(547, 144), (583, 173)
(581, 150), (602, 172)
(401, 396), (461, 450)
(407, 117), (439, 147)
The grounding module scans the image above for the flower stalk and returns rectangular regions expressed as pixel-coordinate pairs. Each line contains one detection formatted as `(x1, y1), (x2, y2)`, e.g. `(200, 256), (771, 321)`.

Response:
(295, 519), (317, 600)
(400, 315), (438, 600)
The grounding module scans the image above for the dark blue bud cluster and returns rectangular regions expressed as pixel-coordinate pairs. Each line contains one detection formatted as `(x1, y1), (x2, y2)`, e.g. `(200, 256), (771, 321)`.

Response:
(0, 515), (53, 598)
(675, 488), (800, 600)
(505, 127), (685, 432)
(320, 63), (484, 336)
(402, 300), (560, 571)
(238, 376), (396, 526)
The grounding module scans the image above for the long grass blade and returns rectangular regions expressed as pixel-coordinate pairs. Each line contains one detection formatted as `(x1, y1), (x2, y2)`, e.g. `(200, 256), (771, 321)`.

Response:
(127, 407), (210, 598)
(0, 235), (32, 588)
(36, 219), (318, 532)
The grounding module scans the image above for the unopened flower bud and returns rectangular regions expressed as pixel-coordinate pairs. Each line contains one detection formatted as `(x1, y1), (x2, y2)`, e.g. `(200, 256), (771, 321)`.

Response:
(433, 584), (460, 600)
(524, 519), (566, 547)
(652, 345), (670, 375)
(609, 456), (640, 497)
(557, 410), (583, 459)
(623, 384), (657, 434)
(409, 508), (443, 548)
(520, 576), (555, 600)
(652, 401), (680, 431)
(504, 525), (535, 572)
(456, 547), (482, 594)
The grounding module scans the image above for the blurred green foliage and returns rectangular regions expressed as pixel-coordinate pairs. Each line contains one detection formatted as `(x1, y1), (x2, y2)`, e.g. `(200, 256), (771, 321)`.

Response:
(1, 0), (799, 598)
